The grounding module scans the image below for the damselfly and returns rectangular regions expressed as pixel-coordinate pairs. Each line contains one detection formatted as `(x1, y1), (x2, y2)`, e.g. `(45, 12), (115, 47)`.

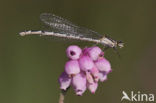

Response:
(19, 13), (124, 49)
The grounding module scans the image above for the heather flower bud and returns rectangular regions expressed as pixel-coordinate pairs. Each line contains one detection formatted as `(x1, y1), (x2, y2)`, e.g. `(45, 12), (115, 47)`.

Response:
(58, 72), (71, 90)
(79, 55), (94, 71)
(65, 60), (80, 75)
(88, 82), (98, 94)
(82, 47), (91, 55)
(86, 71), (94, 84)
(88, 46), (103, 61)
(98, 71), (108, 82)
(72, 73), (87, 96)
(95, 57), (111, 73)
(66, 45), (82, 60)
(90, 66), (99, 82)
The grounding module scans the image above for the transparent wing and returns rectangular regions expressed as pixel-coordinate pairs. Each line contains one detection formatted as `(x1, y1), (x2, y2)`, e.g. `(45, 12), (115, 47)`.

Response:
(40, 13), (103, 39)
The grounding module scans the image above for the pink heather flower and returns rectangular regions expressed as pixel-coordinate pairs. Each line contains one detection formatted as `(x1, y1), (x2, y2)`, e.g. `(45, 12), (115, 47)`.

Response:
(86, 71), (94, 84)
(65, 60), (80, 76)
(82, 47), (92, 55)
(72, 73), (87, 96)
(87, 82), (98, 94)
(79, 55), (94, 72)
(95, 57), (112, 74)
(88, 46), (103, 61)
(59, 45), (112, 96)
(90, 66), (99, 83)
(66, 45), (82, 60)
(58, 72), (71, 90)
(98, 71), (108, 82)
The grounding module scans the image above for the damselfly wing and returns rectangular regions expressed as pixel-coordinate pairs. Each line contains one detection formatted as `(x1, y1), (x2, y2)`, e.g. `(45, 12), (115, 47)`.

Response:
(20, 13), (124, 49)
(40, 13), (103, 39)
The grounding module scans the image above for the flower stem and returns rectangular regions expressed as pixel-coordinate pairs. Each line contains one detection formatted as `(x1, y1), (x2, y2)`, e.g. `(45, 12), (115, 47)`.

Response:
(59, 92), (65, 103)
(59, 89), (68, 103)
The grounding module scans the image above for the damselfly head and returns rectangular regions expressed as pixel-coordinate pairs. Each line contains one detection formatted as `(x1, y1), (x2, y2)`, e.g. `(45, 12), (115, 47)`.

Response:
(117, 40), (124, 48)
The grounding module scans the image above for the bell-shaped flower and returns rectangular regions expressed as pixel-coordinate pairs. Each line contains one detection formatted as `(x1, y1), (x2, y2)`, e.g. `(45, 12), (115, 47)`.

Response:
(95, 57), (112, 74)
(87, 46), (103, 61)
(72, 73), (87, 96)
(87, 82), (98, 94)
(90, 66), (99, 83)
(79, 55), (94, 72)
(98, 71), (108, 82)
(65, 60), (80, 76)
(86, 71), (94, 84)
(58, 72), (71, 90)
(66, 45), (82, 60)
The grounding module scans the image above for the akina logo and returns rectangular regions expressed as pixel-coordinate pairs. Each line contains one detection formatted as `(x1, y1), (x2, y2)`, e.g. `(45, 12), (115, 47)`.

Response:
(121, 91), (155, 102)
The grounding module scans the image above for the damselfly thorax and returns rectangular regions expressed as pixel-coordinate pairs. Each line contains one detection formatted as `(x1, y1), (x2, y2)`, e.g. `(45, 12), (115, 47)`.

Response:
(19, 13), (124, 49)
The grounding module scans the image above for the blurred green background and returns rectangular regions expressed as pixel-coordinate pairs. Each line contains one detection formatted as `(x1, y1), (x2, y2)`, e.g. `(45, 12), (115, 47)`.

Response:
(0, 0), (156, 103)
